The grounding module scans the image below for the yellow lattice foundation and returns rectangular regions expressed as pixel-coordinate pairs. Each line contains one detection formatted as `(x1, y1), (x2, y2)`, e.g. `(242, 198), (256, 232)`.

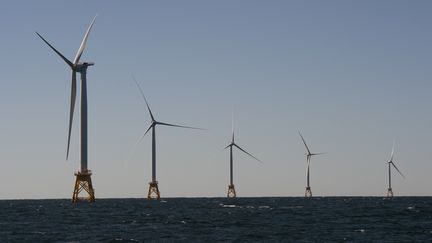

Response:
(227, 184), (236, 198)
(148, 181), (160, 200)
(387, 188), (393, 198)
(72, 171), (95, 203)
(305, 186), (312, 197)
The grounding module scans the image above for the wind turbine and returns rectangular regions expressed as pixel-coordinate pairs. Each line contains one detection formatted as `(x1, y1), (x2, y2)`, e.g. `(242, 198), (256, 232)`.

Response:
(36, 16), (97, 203)
(224, 116), (262, 198)
(133, 78), (202, 200)
(299, 131), (324, 197)
(386, 141), (405, 197)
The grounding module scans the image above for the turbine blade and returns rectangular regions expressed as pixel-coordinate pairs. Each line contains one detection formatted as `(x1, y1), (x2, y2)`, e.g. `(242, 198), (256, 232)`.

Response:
(233, 144), (262, 163)
(298, 131), (311, 155)
(132, 76), (155, 121)
(311, 153), (326, 156)
(391, 162), (405, 179)
(390, 140), (395, 162)
(138, 123), (154, 144)
(66, 71), (77, 160)
(224, 144), (232, 150)
(231, 110), (234, 142)
(157, 122), (204, 130)
(35, 32), (73, 68)
(73, 15), (97, 64)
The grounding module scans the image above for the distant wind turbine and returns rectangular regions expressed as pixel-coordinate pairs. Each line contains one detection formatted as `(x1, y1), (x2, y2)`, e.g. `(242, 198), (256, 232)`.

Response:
(386, 141), (405, 197)
(299, 132), (324, 197)
(133, 78), (203, 200)
(224, 116), (262, 198)
(36, 16), (97, 203)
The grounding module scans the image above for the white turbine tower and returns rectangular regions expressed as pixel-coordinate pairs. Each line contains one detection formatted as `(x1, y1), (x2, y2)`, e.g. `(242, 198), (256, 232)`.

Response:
(299, 132), (324, 197)
(224, 116), (262, 198)
(386, 141), (405, 197)
(36, 16), (97, 203)
(133, 78), (203, 200)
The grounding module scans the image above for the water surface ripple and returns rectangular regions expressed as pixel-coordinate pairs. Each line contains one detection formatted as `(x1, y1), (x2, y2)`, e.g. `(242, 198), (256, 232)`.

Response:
(1, 197), (431, 242)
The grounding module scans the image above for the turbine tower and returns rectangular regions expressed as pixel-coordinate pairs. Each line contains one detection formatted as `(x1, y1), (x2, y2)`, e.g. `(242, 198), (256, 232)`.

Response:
(386, 141), (405, 197)
(299, 132), (324, 197)
(133, 78), (202, 200)
(224, 117), (262, 198)
(36, 16), (97, 203)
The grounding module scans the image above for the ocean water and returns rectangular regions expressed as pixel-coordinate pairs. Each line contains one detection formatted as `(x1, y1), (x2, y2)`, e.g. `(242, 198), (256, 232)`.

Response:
(1, 197), (431, 242)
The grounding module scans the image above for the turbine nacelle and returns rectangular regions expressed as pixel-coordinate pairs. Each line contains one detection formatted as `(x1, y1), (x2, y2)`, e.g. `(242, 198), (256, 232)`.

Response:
(74, 62), (95, 71)
(76, 62), (95, 67)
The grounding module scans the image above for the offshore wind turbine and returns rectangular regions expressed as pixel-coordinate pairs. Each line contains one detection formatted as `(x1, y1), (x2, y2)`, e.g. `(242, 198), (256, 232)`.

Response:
(224, 117), (262, 198)
(299, 132), (324, 197)
(36, 16), (97, 203)
(386, 141), (405, 197)
(133, 78), (202, 200)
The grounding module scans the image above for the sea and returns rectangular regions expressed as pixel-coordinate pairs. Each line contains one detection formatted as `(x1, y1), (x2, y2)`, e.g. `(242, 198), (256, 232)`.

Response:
(1, 197), (431, 242)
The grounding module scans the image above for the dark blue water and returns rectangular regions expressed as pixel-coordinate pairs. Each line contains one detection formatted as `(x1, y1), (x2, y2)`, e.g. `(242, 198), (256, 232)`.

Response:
(1, 197), (431, 242)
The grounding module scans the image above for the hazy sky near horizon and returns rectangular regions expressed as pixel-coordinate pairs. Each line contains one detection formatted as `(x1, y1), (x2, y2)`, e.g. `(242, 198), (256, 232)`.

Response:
(1, 1), (432, 199)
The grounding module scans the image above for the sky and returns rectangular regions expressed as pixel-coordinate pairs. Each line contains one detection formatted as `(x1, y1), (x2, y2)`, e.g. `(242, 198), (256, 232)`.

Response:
(1, 1), (432, 199)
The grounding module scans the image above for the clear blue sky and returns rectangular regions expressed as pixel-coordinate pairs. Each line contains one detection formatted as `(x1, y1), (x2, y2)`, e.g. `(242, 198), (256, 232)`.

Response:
(1, 1), (431, 199)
